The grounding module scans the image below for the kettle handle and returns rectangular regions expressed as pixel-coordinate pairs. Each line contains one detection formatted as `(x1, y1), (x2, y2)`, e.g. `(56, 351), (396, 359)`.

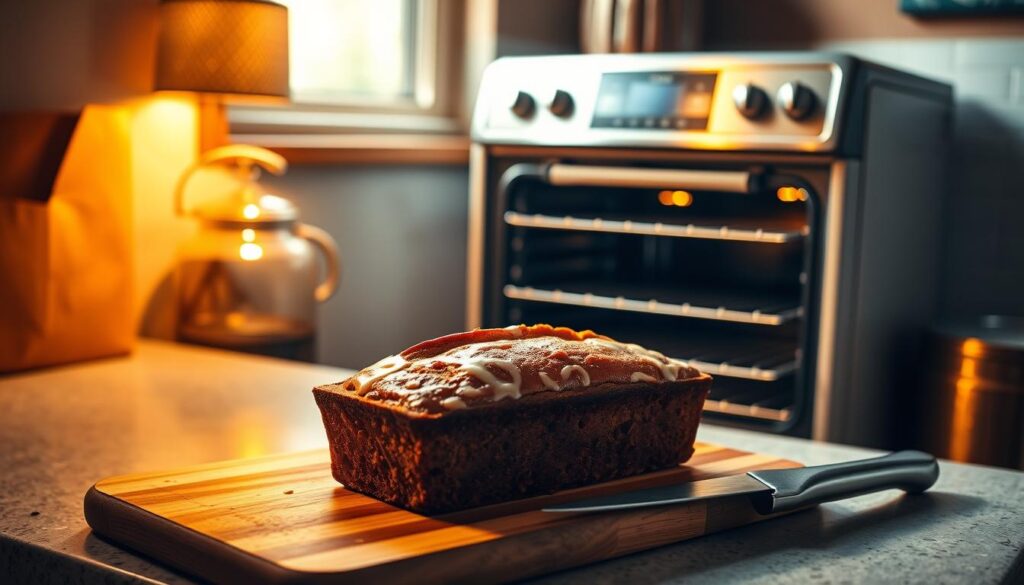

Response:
(174, 145), (288, 217)
(297, 223), (341, 302)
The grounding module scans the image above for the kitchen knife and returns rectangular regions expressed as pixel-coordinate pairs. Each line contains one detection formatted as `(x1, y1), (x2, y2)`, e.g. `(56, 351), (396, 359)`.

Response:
(544, 450), (939, 514)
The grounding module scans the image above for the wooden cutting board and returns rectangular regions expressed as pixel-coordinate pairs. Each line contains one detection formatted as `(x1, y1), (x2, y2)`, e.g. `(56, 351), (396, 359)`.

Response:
(85, 442), (801, 584)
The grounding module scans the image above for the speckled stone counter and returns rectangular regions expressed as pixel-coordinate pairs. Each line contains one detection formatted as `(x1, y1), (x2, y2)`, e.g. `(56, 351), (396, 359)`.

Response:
(1, 341), (1022, 584)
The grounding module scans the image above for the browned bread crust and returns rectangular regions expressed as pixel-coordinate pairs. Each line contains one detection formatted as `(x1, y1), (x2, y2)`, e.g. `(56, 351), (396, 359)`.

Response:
(313, 325), (712, 513)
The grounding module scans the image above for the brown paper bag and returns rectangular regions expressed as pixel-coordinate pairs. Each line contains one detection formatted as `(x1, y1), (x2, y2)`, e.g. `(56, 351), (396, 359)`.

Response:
(0, 105), (134, 372)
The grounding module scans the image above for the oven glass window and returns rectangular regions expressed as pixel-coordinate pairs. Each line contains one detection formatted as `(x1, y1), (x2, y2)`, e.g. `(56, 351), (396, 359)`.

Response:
(498, 163), (814, 428)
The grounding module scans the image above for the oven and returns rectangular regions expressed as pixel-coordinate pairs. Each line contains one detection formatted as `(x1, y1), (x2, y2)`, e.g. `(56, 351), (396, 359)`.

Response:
(467, 53), (952, 448)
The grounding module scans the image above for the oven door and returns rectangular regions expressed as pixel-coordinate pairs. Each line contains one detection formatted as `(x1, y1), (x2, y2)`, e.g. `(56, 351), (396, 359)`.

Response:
(478, 159), (824, 433)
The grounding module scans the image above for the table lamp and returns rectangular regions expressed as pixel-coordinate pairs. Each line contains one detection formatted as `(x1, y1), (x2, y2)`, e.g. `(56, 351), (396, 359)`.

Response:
(154, 0), (290, 150)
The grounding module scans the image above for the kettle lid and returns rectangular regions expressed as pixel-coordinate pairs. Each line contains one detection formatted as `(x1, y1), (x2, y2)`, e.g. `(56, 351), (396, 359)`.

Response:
(192, 191), (298, 224)
(176, 144), (297, 224)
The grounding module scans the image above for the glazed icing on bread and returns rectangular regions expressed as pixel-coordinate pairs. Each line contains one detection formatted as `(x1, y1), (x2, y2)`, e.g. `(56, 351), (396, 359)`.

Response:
(336, 324), (699, 414)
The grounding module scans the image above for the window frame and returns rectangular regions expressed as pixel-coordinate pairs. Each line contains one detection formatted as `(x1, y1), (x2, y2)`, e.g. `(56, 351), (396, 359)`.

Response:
(228, 0), (470, 137)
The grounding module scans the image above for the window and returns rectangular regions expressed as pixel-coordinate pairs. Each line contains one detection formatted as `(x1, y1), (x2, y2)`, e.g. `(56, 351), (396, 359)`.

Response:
(283, 0), (416, 106)
(230, 0), (467, 135)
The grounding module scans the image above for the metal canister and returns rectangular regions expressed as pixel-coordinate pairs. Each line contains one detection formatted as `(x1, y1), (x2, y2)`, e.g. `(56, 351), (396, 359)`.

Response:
(919, 316), (1024, 469)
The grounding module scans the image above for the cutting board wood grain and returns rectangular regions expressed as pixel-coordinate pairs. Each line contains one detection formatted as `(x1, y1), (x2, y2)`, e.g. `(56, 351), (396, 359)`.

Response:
(85, 442), (801, 584)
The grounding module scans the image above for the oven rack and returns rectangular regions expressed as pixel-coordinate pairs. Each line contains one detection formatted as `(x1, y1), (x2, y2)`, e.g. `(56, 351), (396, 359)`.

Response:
(691, 349), (796, 420)
(703, 378), (795, 422)
(703, 398), (791, 423)
(640, 333), (797, 421)
(584, 323), (801, 382)
(505, 300), (800, 420)
(503, 283), (802, 325)
(505, 211), (808, 244)
(681, 355), (797, 382)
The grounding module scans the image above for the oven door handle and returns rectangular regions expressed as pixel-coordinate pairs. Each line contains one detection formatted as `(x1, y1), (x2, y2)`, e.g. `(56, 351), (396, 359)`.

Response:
(546, 164), (759, 194)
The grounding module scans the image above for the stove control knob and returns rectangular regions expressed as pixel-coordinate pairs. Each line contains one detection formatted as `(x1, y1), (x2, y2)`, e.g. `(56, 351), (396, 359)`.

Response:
(510, 91), (536, 119)
(732, 83), (768, 119)
(548, 89), (575, 118)
(777, 81), (817, 120)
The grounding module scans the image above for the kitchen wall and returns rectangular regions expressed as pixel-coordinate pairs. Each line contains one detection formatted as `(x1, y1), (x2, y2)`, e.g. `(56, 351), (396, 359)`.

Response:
(271, 2), (1024, 369)
(4, 0), (579, 371)
(262, 166), (468, 369)
(131, 97), (200, 339)
(9, 0), (1019, 370)
(815, 37), (1024, 320)
(264, 0), (582, 369)
(495, 0), (580, 56)
(1, 0), (201, 350)
(0, 0), (157, 111)
(1, 0), (472, 371)
(700, 0), (1024, 320)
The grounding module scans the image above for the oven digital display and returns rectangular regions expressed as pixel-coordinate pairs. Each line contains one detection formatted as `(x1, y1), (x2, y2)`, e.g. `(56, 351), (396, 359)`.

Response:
(592, 71), (717, 130)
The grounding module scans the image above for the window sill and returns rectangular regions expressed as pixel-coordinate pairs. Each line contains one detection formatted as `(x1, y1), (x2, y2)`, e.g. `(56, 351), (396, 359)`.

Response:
(231, 133), (471, 165)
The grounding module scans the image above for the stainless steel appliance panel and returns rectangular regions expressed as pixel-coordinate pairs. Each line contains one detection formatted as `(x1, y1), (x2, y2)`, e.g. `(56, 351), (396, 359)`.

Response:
(468, 53), (952, 448)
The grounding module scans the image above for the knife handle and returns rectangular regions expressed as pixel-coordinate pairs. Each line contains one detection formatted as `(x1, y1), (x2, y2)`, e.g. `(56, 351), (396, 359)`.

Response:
(747, 450), (939, 514)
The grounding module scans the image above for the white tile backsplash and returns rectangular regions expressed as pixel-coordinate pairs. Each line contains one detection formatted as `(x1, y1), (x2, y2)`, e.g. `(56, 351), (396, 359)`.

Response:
(1011, 68), (1024, 104)
(895, 40), (955, 71)
(955, 66), (1013, 100)
(821, 39), (1020, 76)
(820, 40), (909, 68)
(819, 38), (1024, 98)
(954, 38), (1024, 67)
(878, 39), (958, 82)
(816, 37), (1024, 319)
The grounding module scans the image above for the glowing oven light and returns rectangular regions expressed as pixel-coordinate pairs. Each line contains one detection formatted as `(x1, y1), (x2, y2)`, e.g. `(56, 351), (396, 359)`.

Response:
(658, 190), (693, 207)
(776, 186), (808, 202)
(243, 204), (261, 219)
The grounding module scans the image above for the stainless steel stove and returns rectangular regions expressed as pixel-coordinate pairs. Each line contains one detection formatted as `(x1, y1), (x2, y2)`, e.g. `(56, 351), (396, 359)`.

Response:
(466, 52), (952, 448)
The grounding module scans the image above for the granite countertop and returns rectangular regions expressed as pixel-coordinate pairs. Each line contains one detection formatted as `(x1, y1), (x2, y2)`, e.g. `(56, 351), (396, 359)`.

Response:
(0, 340), (1021, 584)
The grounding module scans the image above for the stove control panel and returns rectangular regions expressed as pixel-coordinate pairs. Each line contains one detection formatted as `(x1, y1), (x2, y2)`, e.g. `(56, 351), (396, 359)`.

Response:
(472, 53), (851, 152)
(732, 82), (770, 120)
(589, 71), (718, 131)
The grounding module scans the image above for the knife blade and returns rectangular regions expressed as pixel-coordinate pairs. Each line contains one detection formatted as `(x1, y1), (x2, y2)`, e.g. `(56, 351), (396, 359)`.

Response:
(544, 450), (939, 515)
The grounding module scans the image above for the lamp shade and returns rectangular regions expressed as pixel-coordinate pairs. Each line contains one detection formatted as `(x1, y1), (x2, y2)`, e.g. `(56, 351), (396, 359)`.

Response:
(155, 0), (289, 100)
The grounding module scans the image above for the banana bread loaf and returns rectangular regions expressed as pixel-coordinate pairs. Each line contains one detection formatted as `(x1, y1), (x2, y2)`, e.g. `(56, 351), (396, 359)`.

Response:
(313, 324), (711, 513)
